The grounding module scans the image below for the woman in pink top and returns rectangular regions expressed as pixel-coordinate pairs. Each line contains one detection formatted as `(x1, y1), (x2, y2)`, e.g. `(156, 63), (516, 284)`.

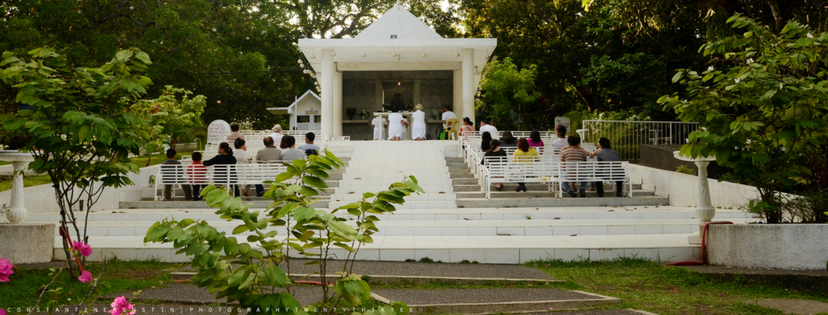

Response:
(459, 117), (475, 137)
(527, 130), (545, 147)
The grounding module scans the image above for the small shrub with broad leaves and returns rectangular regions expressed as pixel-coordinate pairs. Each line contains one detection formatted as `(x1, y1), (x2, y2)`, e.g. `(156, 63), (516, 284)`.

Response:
(145, 150), (421, 315)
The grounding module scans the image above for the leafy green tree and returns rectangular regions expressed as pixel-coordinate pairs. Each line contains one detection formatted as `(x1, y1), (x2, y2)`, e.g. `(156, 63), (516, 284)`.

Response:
(0, 47), (205, 276)
(659, 16), (828, 223)
(477, 58), (540, 130)
(146, 151), (420, 314)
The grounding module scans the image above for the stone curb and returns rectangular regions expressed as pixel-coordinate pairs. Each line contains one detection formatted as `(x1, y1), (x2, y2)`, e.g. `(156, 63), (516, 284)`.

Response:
(170, 271), (561, 285)
(381, 290), (621, 315)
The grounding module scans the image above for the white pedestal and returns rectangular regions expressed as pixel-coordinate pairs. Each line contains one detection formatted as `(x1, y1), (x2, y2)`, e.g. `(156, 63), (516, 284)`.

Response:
(674, 151), (716, 245)
(0, 151), (35, 224)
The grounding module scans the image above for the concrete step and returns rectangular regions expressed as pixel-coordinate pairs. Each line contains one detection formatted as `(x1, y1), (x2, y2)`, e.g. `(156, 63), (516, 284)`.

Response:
(40, 217), (759, 238)
(453, 183), (645, 191)
(27, 206), (759, 223)
(120, 199), (330, 209)
(456, 196), (670, 208)
(455, 189), (655, 199)
(454, 185), (483, 192)
(50, 234), (704, 264)
(452, 178), (480, 185)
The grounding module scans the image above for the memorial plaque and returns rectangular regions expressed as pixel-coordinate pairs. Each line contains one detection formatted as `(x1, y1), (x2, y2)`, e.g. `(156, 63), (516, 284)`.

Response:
(207, 119), (231, 145)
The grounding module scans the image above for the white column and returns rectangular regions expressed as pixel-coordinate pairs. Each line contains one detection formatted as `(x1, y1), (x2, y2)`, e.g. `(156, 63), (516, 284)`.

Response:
(7, 161), (30, 223)
(461, 49), (475, 125)
(333, 71), (343, 136)
(413, 80), (421, 106)
(453, 70), (463, 119)
(320, 49), (334, 140)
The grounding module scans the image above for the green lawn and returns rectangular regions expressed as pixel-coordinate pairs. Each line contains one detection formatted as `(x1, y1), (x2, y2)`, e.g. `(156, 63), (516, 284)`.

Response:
(0, 260), (182, 310)
(2, 259), (826, 315)
(529, 259), (828, 315)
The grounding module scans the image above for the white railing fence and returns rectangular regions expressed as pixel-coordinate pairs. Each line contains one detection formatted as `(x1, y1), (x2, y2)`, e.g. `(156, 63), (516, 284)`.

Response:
(580, 120), (699, 161)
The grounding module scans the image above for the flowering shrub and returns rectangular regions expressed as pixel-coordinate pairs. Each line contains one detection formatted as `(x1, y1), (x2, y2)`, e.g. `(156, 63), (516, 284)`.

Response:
(78, 270), (93, 283)
(73, 241), (93, 257)
(110, 296), (137, 315)
(0, 259), (13, 282)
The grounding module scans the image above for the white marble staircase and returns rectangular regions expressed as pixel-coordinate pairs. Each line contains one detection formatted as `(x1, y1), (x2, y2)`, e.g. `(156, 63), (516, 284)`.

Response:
(328, 141), (457, 210)
(18, 141), (762, 264)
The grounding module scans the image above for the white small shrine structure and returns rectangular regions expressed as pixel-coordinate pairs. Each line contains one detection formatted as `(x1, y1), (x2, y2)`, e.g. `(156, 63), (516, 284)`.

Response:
(298, 4), (497, 140)
(267, 90), (322, 132)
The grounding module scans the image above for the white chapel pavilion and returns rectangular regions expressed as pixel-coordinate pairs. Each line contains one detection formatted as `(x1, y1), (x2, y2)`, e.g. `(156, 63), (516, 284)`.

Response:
(298, 4), (497, 140)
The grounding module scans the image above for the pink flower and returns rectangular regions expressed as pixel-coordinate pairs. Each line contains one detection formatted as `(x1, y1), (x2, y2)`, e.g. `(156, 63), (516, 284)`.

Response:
(0, 259), (13, 282)
(78, 270), (93, 283)
(110, 296), (136, 315)
(1, 308), (6, 315)
(72, 241), (93, 257)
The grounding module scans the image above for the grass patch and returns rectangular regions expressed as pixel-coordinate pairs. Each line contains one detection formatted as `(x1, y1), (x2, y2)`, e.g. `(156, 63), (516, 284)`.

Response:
(0, 260), (183, 309)
(0, 174), (53, 193)
(527, 259), (828, 315)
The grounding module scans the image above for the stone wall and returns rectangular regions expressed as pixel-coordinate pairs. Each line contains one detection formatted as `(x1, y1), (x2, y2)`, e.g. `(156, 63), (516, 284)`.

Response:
(708, 224), (828, 270)
(628, 164), (760, 209)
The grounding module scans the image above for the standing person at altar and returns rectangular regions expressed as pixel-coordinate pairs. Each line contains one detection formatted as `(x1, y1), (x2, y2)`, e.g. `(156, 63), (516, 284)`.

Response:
(371, 115), (387, 140)
(387, 109), (407, 141)
(411, 104), (427, 141)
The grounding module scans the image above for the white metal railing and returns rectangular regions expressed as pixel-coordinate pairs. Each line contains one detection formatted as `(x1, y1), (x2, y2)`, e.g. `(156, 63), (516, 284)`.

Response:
(462, 130), (554, 138)
(581, 120), (699, 161)
(481, 157), (631, 199)
(156, 163), (288, 200)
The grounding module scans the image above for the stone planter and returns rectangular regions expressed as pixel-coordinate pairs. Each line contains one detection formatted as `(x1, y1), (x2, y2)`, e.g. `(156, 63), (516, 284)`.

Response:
(0, 223), (55, 263)
(707, 224), (828, 270)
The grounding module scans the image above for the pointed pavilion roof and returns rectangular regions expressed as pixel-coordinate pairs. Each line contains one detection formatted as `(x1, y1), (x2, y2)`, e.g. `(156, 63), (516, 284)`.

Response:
(355, 4), (443, 40)
(297, 5), (496, 77)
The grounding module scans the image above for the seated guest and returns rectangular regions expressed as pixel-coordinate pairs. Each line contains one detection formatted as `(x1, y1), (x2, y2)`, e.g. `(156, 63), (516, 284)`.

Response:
(479, 120), (499, 139)
(512, 138), (539, 192)
(552, 125), (568, 152)
(441, 105), (457, 130)
(560, 136), (590, 197)
(255, 136), (281, 197)
(281, 136), (307, 162)
(203, 142), (239, 197)
(528, 130), (544, 148)
(592, 137), (624, 197)
(459, 117), (475, 137)
(234, 139), (251, 196)
(187, 152), (207, 201)
(298, 132), (321, 156)
(482, 139), (507, 191)
(500, 131), (517, 147)
(479, 131), (493, 152)
(226, 124), (245, 142)
(269, 124), (283, 146)
(161, 148), (192, 201)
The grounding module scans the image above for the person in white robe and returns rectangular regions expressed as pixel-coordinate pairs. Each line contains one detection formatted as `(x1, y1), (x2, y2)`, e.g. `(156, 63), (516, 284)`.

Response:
(411, 104), (427, 141)
(387, 111), (407, 141)
(371, 116), (387, 140)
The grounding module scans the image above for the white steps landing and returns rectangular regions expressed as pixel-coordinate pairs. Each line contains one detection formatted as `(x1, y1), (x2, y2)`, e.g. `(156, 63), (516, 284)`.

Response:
(328, 142), (457, 210)
(26, 206), (760, 264)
